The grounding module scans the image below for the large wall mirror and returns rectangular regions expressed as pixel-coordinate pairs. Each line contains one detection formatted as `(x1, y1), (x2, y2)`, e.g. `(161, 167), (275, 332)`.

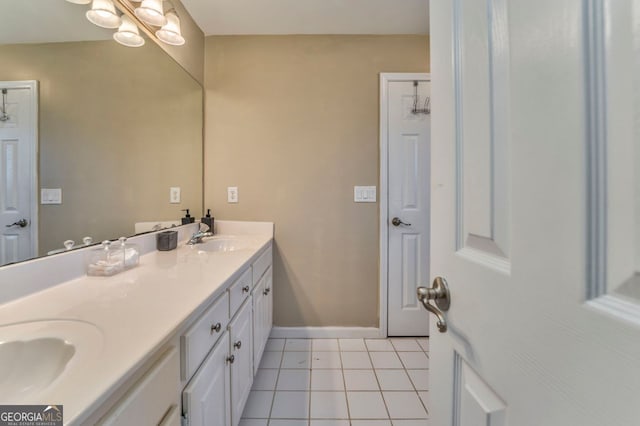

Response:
(0, 0), (203, 266)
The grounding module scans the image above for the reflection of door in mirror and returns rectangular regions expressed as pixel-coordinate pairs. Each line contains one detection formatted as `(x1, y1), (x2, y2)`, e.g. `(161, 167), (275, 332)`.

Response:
(0, 81), (37, 266)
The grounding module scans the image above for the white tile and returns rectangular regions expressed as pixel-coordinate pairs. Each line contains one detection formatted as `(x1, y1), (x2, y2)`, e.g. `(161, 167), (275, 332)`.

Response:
(271, 391), (310, 419)
(375, 370), (414, 391)
(312, 339), (339, 351)
(392, 421), (430, 426)
(340, 352), (373, 369)
(242, 391), (273, 418)
(347, 392), (389, 419)
(265, 338), (286, 352)
(343, 369), (379, 391)
(285, 339), (313, 352)
(269, 421), (308, 426)
(365, 339), (395, 351)
(390, 338), (423, 352)
(350, 421), (391, 426)
(311, 370), (345, 391)
(310, 392), (349, 419)
(277, 369), (311, 391)
(370, 352), (403, 369)
(311, 421), (350, 426)
(397, 352), (429, 369)
(252, 369), (279, 390)
(259, 351), (283, 369)
(281, 351), (311, 369)
(416, 338), (429, 352)
(312, 351), (342, 369)
(338, 338), (367, 351)
(407, 370), (429, 391)
(239, 419), (268, 426)
(383, 392), (427, 419)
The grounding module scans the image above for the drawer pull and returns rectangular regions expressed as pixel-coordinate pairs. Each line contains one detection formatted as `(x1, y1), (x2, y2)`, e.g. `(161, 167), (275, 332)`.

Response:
(264, 288), (271, 295)
(242, 285), (250, 293)
(226, 355), (235, 364)
(234, 340), (242, 350)
(211, 322), (222, 334)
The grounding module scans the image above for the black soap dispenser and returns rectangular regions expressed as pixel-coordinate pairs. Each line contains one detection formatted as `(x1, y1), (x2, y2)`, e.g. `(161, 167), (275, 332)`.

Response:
(201, 209), (214, 232)
(181, 209), (195, 225)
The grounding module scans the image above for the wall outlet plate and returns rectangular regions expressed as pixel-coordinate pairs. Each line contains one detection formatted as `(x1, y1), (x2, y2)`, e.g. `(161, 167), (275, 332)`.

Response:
(354, 186), (377, 203)
(170, 187), (181, 204)
(227, 187), (238, 203)
(41, 188), (62, 205)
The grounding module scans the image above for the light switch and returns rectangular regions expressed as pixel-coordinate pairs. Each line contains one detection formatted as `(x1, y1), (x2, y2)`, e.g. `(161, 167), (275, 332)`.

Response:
(41, 188), (62, 205)
(227, 187), (238, 203)
(354, 186), (376, 203)
(170, 187), (181, 204)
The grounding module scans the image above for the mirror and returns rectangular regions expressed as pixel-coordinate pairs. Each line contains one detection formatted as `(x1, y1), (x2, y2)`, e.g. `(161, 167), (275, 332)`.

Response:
(0, 0), (203, 266)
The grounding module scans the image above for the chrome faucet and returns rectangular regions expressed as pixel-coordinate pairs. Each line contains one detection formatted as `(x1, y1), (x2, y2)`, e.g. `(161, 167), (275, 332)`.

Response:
(187, 224), (213, 245)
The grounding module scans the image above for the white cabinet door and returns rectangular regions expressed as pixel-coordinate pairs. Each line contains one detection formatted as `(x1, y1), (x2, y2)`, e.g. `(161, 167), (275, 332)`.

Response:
(252, 275), (267, 375)
(182, 333), (231, 426)
(264, 267), (273, 341)
(229, 299), (253, 426)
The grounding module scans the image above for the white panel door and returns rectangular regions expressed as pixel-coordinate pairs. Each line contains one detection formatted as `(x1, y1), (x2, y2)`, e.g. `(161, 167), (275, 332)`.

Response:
(387, 78), (431, 336)
(429, 0), (640, 425)
(182, 333), (231, 426)
(0, 82), (37, 266)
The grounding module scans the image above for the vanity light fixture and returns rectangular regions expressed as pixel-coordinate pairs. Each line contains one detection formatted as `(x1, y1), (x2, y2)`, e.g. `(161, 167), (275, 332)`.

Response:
(155, 8), (185, 46)
(134, 0), (167, 27)
(67, 0), (186, 48)
(86, 0), (121, 29)
(113, 15), (145, 47)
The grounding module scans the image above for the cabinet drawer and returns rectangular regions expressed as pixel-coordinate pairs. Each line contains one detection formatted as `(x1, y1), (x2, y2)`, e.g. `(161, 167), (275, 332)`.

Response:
(181, 292), (229, 380)
(252, 244), (272, 287)
(99, 347), (179, 425)
(229, 268), (252, 316)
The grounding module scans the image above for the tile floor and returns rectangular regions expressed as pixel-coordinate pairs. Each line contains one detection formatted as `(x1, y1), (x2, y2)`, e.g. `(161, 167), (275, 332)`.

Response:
(240, 337), (429, 426)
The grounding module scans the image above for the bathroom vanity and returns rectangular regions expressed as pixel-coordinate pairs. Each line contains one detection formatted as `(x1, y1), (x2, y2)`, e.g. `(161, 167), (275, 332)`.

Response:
(0, 221), (273, 426)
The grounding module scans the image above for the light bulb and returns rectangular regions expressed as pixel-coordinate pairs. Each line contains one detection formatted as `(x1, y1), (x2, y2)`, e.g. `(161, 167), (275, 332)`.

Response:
(135, 0), (167, 27)
(86, 0), (121, 29)
(113, 15), (145, 47)
(156, 11), (185, 46)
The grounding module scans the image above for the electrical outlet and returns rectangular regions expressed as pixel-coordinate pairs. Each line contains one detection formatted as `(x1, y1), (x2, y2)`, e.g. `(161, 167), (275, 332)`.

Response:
(170, 187), (181, 204)
(227, 187), (238, 203)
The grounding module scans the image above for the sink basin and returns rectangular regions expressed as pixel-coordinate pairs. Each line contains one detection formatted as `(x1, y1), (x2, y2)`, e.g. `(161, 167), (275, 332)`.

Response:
(0, 319), (103, 402)
(196, 238), (250, 252)
(0, 338), (75, 399)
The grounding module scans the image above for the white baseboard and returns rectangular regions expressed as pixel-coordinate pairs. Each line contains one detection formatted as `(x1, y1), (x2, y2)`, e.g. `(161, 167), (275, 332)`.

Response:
(270, 326), (385, 339)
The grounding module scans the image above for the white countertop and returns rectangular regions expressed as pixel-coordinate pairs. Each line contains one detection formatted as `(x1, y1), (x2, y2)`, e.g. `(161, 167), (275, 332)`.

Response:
(0, 225), (273, 424)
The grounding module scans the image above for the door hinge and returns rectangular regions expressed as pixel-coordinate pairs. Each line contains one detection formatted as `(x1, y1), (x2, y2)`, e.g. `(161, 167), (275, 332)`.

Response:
(181, 414), (189, 426)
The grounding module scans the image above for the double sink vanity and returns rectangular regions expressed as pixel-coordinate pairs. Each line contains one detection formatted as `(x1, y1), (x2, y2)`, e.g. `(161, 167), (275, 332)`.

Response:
(0, 221), (274, 425)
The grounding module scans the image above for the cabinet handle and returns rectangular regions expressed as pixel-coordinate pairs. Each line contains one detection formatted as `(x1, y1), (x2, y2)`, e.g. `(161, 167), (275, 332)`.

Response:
(210, 322), (222, 334)
(264, 288), (271, 295)
(242, 285), (250, 293)
(226, 354), (235, 364)
(234, 340), (242, 350)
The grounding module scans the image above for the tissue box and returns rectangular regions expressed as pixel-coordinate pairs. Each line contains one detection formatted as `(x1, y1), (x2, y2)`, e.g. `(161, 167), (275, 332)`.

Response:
(157, 230), (178, 251)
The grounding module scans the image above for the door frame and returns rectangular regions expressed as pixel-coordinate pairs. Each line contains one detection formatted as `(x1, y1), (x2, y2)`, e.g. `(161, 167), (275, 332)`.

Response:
(379, 72), (430, 338)
(0, 80), (39, 258)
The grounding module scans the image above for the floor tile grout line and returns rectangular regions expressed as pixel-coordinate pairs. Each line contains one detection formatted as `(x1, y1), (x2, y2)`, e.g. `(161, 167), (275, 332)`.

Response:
(337, 340), (351, 421)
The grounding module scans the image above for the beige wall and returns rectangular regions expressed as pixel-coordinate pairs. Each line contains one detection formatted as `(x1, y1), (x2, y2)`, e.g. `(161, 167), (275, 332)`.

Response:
(204, 35), (429, 327)
(150, 0), (205, 85)
(0, 40), (202, 255)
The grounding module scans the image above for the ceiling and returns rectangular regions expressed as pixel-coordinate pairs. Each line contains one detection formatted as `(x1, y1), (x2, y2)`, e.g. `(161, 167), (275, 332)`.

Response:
(0, 0), (112, 45)
(181, 0), (429, 36)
